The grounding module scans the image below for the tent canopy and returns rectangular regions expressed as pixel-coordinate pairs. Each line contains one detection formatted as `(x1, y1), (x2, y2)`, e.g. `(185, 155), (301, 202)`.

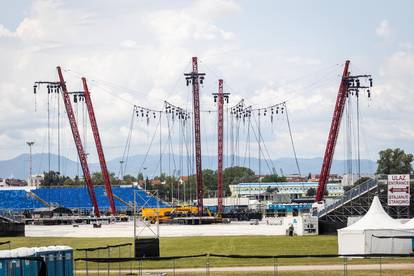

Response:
(337, 196), (413, 255)
(402, 217), (414, 229)
(339, 196), (403, 231)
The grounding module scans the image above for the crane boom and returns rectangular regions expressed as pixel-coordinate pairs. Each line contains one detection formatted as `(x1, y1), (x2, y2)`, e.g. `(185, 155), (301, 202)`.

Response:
(57, 67), (101, 217)
(82, 77), (117, 215)
(315, 60), (350, 202)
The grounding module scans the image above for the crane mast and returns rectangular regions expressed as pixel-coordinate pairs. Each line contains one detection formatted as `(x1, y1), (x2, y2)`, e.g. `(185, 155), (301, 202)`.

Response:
(184, 57), (205, 216)
(316, 60), (350, 202)
(82, 77), (117, 215)
(57, 67), (101, 217)
(217, 79), (224, 215)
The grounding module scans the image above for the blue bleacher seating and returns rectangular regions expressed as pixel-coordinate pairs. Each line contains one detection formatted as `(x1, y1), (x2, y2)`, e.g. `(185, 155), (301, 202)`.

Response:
(0, 190), (43, 209)
(0, 186), (168, 211)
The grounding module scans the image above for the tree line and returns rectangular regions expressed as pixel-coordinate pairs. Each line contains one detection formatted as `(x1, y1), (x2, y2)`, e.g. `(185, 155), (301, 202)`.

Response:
(40, 147), (413, 201)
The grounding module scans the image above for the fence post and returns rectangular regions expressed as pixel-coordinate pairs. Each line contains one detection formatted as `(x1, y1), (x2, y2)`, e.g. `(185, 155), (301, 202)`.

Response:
(129, 244), (133, 275)
(343, 256), (347, 276)
(107, 247), (110, 276)
(85, 250), (89, 276)
(118, 246), (121, 275)
(273, 256), (278, 276)
(379, 256), (382, 276)
(97, 250), (100, 276)
(206, 253), (210, 276)
(173, 258), (176, 276)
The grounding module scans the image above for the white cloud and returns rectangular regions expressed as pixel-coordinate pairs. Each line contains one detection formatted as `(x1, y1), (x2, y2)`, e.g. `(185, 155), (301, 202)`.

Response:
(0, 0), (413, 170)
(376, 20), (391, 39)
(0, 24), (15, 38)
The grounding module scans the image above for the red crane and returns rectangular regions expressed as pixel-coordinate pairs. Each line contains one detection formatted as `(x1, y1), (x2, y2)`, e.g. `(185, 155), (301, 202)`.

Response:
(315, 60), (350, 202)
(185, 57), (205, 216)
(82, 78), (117, 215)
(57, 67), (101, 217)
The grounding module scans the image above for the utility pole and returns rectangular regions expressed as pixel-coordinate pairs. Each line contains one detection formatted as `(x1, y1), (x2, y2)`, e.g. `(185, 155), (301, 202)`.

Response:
(184, 57), (205, 216)
(26, 141), (35, 186)
(213, 79), (229, 216)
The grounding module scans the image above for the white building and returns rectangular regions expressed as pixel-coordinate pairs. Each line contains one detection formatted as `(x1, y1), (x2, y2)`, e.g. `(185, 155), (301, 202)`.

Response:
(28, 174), (44, 187)
(229, 182), (344, 198)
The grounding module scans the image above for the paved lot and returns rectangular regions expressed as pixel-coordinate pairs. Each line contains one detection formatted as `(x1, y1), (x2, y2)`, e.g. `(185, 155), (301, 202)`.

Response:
(26, 221), (288, 237)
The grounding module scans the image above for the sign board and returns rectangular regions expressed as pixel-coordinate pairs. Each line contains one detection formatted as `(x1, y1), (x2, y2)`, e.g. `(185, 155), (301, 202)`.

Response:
(387, 174), (410, 206)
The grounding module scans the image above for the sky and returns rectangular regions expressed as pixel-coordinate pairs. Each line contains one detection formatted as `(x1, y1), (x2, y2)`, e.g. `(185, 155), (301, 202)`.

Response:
(0, 0), (413, 168)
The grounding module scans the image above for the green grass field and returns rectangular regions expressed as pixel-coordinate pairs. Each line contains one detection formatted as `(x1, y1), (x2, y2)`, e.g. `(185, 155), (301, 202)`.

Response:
(1, 235), (413, 273)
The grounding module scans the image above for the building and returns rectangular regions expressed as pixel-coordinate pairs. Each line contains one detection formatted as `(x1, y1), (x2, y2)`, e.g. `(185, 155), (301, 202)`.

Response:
(178, 176), (189, 185)
(150, 179), (161, 185)
(229, 182), (344, 198)
(0, 178), (7, 187)
(0, 178), (27, 187)
(309, 174), (342, 183)
(285, 174), (308, 182)
(29, 174), (44, 187)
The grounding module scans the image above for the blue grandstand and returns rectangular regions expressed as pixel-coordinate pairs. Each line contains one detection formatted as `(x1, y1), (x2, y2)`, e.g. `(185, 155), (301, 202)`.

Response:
(0, 186), (169, 211)
(0, 190), (43, 209)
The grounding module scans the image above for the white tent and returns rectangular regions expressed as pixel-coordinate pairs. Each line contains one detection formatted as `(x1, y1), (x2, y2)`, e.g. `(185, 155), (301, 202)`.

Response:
(338, 196), (413, 255)
(402, 217), (414, 230)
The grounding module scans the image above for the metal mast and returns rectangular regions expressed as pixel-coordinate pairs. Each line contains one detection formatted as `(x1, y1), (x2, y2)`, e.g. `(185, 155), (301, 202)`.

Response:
(26, 141), (35, 186)
(213, 79), (229, 215)
(82, 77), (117, 215)
(316, 61), (350, 202)
(184, 57), (205, 216)
(57, 67), (101, 217)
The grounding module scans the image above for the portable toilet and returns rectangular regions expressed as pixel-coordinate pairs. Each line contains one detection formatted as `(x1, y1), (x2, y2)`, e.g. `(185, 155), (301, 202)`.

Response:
(34, 246), (73, 276)
(49, 246), (63, 276)
(15, 247), (36, 275)
(35, 246), (56, 276)
(8, 249), (23, 275)
(57, 246), (73, 276)
(0, 250), (11, 276)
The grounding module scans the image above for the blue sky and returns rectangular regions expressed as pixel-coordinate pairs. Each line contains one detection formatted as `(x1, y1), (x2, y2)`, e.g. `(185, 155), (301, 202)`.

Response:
(0, 0), (413, 170)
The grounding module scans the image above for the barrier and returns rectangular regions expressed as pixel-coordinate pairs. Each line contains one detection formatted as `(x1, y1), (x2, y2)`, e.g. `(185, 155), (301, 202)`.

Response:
(74, 252), (414, 275)
(76, 242), (133, 275)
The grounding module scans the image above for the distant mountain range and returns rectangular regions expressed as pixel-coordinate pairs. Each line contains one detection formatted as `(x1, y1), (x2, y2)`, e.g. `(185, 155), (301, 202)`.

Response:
(0, 153), (377, 180)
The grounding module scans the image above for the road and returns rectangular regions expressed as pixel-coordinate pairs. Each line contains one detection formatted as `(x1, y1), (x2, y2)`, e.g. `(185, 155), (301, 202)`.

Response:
(75, 263), (414, 274)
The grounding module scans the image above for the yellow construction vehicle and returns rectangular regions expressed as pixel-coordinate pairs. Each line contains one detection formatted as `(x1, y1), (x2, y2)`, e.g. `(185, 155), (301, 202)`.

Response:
(141, 206), (198, 223)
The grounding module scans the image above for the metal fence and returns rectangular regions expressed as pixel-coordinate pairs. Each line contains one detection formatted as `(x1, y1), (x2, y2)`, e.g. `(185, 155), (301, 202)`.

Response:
(75, 243), (133, 275)
(74, 252), (414, 275)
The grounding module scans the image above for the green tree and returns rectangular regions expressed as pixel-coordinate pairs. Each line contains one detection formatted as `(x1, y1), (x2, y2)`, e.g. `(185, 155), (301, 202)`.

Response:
(137, 173), (144, 181)
(203, 169), (217, 196)
(306, 187), (316, 197)
(91, 172), (120, 185)
(376, 148), (413, 174)
(42, 171), (70, 186)
(261, 174), (287, 183)
(63, 179), (75, 186)
(223, 166), (256, 196)
(123, 174), (137, 184)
